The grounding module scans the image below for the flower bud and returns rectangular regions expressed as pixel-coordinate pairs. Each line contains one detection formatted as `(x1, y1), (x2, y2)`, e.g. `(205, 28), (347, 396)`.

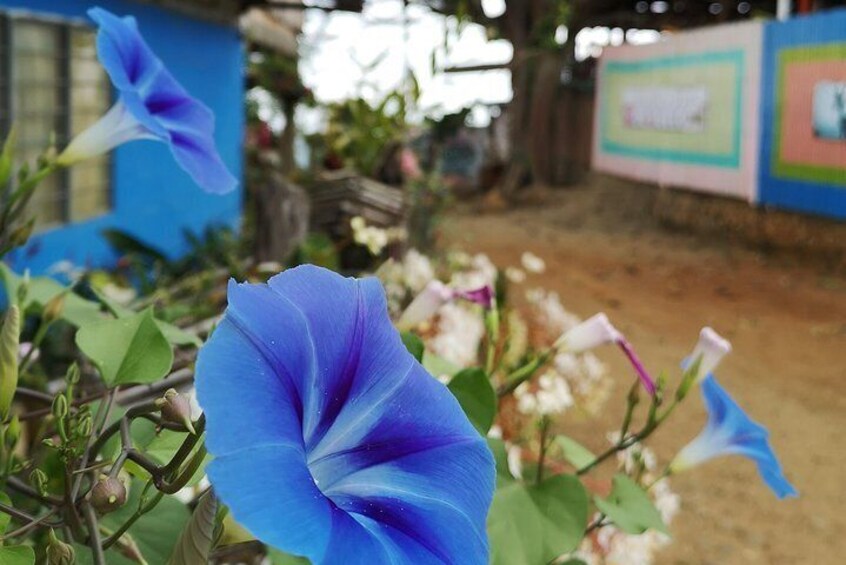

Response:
(8, 219), (35, 249)
(43, 292), (66, 324)
(76, 412), (93, 438)
(90, 475), (127, 514)
(554, 313), (622, 353)
(65, 363), (81, 385)
(46, 528), (75, 565)
(684, 327), (732, 384)
(30, 468), (48, 497)
(155, 389), (196, 434)
(52, 394), (68, 420)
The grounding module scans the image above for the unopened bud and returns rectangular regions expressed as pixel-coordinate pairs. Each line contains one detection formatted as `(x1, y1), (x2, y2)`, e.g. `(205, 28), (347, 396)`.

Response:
(8, 219), (35, 248)
(43, 292), (66, 324)
(155, 389), (195, 434)
(76, 412), (93, 438)
(51, 394), (68, 420)
(65, 363), (81, 385)
(46, 528), (75, 565)
(30, 469), (48, 496)
(16, 271), (30, 305)
(90, 475), (127, 514)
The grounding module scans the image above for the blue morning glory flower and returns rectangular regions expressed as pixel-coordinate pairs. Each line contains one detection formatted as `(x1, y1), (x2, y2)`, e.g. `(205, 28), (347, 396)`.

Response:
(670, 374), (797, 499)
(195, 265), (495, 563)
(57, 7), (237, 194)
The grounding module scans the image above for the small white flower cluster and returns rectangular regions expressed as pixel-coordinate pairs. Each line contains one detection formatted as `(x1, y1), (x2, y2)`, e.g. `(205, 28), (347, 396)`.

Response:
(350, 216), (406, 256)
(514, 371), (574, 416)
(376, 249), (435, 315)
(525, 288), (582, 338)
(428, 302), (486, 368)
(570, 436), (681, 565)
(449, 252), (497, 292)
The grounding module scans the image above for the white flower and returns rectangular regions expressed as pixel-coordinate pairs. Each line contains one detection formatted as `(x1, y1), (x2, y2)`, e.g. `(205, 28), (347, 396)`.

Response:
(685, 326), (732, 382)
(396, 280), (454, 331)
(514, 371), (574, 416)
(555, 313), (622, 353)
(521, 251), (546, 274)
(428, 303), (486, 368)
(505, 267), (526, 284)
(402, 249), (435, 293)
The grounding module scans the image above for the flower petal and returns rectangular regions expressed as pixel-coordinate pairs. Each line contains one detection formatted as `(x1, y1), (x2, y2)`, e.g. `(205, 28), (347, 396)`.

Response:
(197, 265), (495, 563)
(207, 444), (333, 561)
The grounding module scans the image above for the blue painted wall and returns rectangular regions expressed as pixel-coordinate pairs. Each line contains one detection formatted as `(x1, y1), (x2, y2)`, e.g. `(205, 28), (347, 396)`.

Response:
(2, 0), (243, 274)
(759, 9), (846, 219)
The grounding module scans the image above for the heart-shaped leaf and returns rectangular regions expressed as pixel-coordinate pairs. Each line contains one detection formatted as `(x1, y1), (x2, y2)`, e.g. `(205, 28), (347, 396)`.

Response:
(594, 474), (668, 535)
(488, 474), (588, 565)
(448, 368), (497, 435)
(76, 308), (173, 385)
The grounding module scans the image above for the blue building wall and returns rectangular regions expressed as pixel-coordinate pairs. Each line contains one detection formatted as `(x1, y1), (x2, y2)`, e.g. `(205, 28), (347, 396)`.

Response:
(758, 10), (846, 219)
(2, 0), (243, 274)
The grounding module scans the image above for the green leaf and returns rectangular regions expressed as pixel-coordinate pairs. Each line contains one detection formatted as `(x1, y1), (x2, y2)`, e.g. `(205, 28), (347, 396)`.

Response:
(0, 127), (16, 186)
(94, 289), (202, 348)
(488, 474), (588, 565)
(168, 491), (218, 565)
(76, 308), (173, 385)
(0, 491), (12, 535)
(0, 545), (35, 564)
(421, 351), (459, 379)
(594, 474), (668, 535)
(487, 438), (516, 488)
(0, 305), (20, 419)
(0, 264), (104, 327)
(447, 368), (496, 435)
(555, 435), (597, 470)
(401, 332), (424, 362)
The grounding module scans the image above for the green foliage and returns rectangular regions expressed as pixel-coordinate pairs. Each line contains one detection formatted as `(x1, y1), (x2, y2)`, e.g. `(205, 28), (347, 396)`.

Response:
(401, 332), (425, 363)
(0, 545), (35, 564)
(448, 368), (497, 435)
(594, 474), (668, 535)
(555, 435), (597, 470)
(488, 473), (589, 565)
(167, 491), (219, 565)
(0, 306), (20, 420)
(323, 93), (409, 175)
(289, 233), (340, 271)
(76, 309), (173, 386)
(75, 481), (190, 565)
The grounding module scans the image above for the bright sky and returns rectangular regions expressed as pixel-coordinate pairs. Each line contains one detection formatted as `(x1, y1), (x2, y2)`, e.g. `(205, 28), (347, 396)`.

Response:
(287, 0), (660, 131)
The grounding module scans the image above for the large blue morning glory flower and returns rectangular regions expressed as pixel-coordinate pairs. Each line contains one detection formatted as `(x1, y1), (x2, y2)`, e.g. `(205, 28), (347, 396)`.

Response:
(670, 374), (797, 499)
(195, 265), (495, 563)
(57, 7), (236, 194)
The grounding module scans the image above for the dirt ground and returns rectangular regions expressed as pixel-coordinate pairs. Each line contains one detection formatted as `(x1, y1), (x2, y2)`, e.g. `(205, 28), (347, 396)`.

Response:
(442, 180), (846, 565)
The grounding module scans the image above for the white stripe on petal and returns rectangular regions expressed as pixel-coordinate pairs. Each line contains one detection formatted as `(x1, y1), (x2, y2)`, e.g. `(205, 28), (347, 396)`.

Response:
(57, 101), (158, 166)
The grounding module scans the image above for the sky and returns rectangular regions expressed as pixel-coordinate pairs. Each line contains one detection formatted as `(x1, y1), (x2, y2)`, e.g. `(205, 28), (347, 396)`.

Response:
(257, 0), (661, 133)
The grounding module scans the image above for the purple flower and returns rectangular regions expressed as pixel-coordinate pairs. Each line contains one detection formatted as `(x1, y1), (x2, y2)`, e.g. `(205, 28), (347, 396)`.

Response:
(57, 7), (236, 194)
(555, 313), (656, 395)
(397, 280), (494, 331)
(196, 265), (494, 562)
(670, 374), (797, 499)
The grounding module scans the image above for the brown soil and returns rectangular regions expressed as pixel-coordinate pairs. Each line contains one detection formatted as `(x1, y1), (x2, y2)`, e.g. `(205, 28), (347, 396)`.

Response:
(442, 180), (846, 565)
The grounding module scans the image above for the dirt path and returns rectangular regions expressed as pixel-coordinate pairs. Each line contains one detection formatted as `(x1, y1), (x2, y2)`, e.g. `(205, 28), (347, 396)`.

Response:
(442, 183), (846, 565)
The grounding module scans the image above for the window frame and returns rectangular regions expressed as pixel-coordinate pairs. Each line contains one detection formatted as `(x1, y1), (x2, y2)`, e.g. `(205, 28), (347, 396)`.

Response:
(0, 8), (114, 229)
